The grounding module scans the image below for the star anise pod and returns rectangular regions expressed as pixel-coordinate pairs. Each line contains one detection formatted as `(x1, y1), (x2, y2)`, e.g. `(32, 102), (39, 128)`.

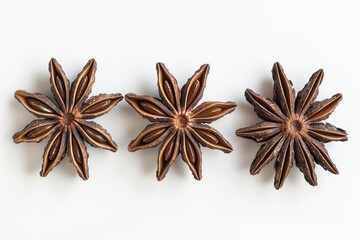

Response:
(236, 62), (347, 189)
(13, 58), (122, 180)
(126, 63), (236, 180)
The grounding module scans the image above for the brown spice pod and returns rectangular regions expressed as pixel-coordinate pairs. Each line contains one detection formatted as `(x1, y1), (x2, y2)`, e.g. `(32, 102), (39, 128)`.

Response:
(126, 63), (236, 180)
(13, 58), (122, 180)
(236, 62), (348, 189)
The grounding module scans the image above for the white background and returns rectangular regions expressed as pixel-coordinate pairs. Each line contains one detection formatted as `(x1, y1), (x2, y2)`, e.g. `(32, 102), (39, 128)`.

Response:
(0, 0), (359, 239)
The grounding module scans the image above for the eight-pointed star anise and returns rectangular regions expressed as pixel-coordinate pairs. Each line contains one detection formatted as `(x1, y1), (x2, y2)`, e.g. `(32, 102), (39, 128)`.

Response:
(126, 63), (236, 180)
(236, 62), (347, 189)
(13, 58), (122, 180)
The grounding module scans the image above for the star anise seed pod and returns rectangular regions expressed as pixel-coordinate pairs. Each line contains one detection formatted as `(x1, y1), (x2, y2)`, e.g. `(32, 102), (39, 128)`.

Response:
(236, 62), (347, 189)
(13, 58), (122, 180)
(126, 63), (236, 180)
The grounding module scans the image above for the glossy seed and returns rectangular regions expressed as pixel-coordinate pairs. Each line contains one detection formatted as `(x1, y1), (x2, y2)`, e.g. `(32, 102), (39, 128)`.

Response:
(83, 99), (111, 114)
(187, 80), (200, 107)
(75, 76), (89, 103)
(140, 101), (166, 116)
(164, 80), (175, 106)
(48, 133), (62, 161)
(142, 127), (167, 143)
(72, 136), (82, 164)
(28, 98), (54, 113)
(186, 138), (196, 163)
(195, 107), (222, 118)
(196, 129), (219, 144)
(82, 125), (107, 143)
(27, 124), (54, 138)
(55, 75), (66, 101)
(163, 137), (175, 161)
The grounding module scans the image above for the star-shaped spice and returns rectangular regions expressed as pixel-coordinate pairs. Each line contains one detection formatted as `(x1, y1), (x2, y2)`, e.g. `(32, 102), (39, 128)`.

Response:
(126, 63), (236, 180)
(236, 62), (347, 189)
(13, 58), (122, 180)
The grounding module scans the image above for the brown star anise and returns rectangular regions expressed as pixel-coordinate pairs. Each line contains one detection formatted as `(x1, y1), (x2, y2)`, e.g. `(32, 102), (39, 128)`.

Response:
(125, 63), (236, 180)
(13, 58), (122, 180)
(236, 62), (348, 189)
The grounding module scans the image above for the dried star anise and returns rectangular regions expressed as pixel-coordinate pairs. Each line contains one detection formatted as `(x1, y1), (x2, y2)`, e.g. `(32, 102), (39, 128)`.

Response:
(126, 63), (236, 180)
(13, 58), (122, 180)
(236, 62), (347, 189)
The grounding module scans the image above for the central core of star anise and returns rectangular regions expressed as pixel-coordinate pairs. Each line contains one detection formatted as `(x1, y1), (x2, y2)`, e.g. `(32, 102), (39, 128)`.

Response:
(290, 119), (302, 132)
(63, 113), (75, 125)
(285, 116), (305, 136)
(175, 115), (188, 128)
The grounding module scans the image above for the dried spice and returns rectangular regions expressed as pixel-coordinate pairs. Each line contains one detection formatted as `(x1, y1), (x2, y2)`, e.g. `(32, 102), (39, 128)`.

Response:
(236, 62), (347, 189)
(126, 63), (236, 180)
(13, 59), (122, 180)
